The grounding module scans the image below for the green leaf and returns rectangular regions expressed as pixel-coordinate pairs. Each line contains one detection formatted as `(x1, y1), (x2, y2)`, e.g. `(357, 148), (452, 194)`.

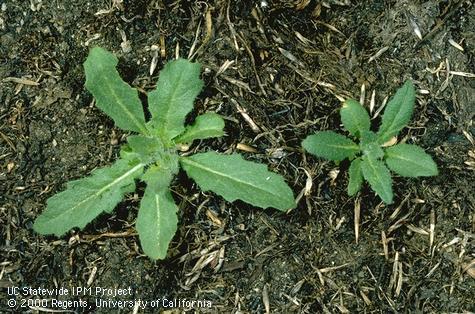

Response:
(148, 59), (204, 141)
(348, 158), (363, 196)
(360, 131), (384, 159)
(136, 187), (178, 260)
(84, 47), (148, 134)
(361, 156), (393, 204)
(377, 80), (415, 143)
(33, 159), (144, 236)
(180, 152), (295, 211)
(126, 135), (164, 164)
(124, 135), (179, 175)
(142, 163), (175, 190)
(340, 99), (371, 137)
(174, 113), (225, 143)
(302, 131), (360, 161)
(385, 144), (438, 177)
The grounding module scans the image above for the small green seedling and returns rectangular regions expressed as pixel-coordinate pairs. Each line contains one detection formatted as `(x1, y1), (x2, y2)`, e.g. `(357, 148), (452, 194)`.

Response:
(34, 47), (295, 259)
(302, 80), (438, 204)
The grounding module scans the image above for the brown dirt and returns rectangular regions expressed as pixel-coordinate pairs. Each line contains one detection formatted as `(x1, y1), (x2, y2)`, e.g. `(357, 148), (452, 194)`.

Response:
(1, 0), (474, 313)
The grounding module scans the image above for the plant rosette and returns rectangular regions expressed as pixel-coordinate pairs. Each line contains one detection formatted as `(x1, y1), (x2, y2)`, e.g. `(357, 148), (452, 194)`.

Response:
(302, 80), (438, 204)
(34, 47), (296, 259)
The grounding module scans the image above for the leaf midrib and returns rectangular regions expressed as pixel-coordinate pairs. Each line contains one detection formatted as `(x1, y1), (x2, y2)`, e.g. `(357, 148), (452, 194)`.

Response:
(103, 76), (147, 134)
(346, 105), (367, 135)
(364, 157), (391, 198)
(180, 157), (282, 199)
(162, 67), (185, 134)
(50, 163), (144, 224)
(153, 193), (161, 246)
(379, 86), (412, 139)
(324, 142), (359, 151)
(177, 126), (222, 142)
(386, 153), (432, 172)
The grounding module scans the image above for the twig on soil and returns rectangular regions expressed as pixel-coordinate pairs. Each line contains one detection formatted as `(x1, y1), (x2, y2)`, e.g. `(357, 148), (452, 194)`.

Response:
(462, 131), (474, 146)
(389, 251), (401, 295)
(221, 75), (253, 93)
(313, 20), (345, 36)
(282, 292), (300, 306)
(215, 59), (235, 76)
(285, 63), (347, 101)
(368, 46), (389, 63)
(188, 7), (213, 60)
(387, 213), (410, 235)
(366, 266), (397, 310)
(236, 143), (258, 153)
(462, 259), (475, 279)
(448, 71), (475, 78)
(425, 262), (441, 278)
(0, 131), (16, 151)
(262, 284), (270, 314)
(149, 45), (159, 75)
(318, 262), (351, 273)
(381, 231), (389, 260)
(188, 16), (203, 59)
(406, 12), (423, 40)
(182, 244), (227, 287)
(175, 41), (180, 59)
(160, 35), (166, 58)
(359, 83), (365, 107)
(354, 198), (360, 244)
(406, 224), (429, 236)
(430, 209), (436, 251)
(414, 0), (465, 49)
(237, 32), (267, 96)
(258, 216), (279, 237)
(278, 47), (304, 68)
(389, 194), (410, 220)
(302, 167), (313, 197)
(230, 98), (261, 133)
(3, 76), (40, 86)
(369, 89), (376, 114)
(86, 266), (98, 286)
(178, 235), (232, 262)
(80, 230), (137, 243)
(225, 2), (239, 51)
(372, 95), (389, 120)
(448, 38), (464, 52)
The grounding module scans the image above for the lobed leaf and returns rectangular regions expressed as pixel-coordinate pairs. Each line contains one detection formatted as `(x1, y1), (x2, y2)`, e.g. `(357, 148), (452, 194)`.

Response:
(377, 80), (415, 143)
(385, 143), (438, 177)
(136, 187), (178, 260)
(33, 159), (144, 236)
(361, 156), (393, 204)
(302, 131), (360, 161)
(148, 59), (204, 141)
(174, 113), (225, 143)
(348, 158), (363, 196)
(84, 47), (148, 134)
(180, 152), (295, 211)
(340, 99), (371, 137)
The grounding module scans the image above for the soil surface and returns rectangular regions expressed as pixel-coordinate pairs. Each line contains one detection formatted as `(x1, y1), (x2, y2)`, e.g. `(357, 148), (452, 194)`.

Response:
(1, 0), (474, 313)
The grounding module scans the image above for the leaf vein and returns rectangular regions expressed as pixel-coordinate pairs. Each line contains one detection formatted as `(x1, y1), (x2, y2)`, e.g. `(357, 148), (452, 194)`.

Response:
(51, 163), (144, 222)
(104, 81), (147, 134)
(181, 158), (276, 196)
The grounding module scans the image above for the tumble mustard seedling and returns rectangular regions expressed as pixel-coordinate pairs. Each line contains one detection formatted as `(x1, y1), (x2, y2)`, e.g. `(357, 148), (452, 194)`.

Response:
(34, 47), (295, 259)
(302, 80), (438, 204)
